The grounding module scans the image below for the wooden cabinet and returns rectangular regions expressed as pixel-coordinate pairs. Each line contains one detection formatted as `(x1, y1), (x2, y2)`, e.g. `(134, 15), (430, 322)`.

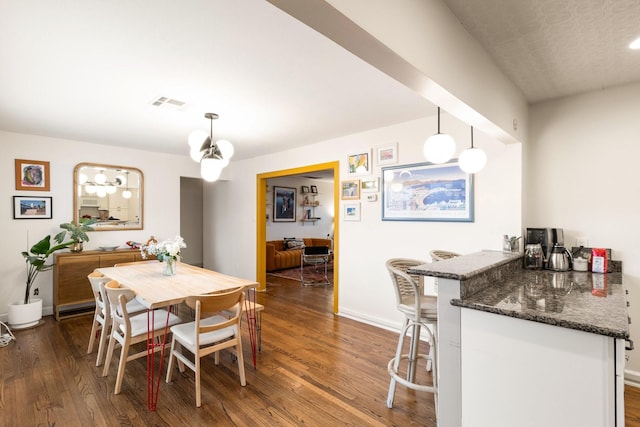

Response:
(53, 249), (150, 320)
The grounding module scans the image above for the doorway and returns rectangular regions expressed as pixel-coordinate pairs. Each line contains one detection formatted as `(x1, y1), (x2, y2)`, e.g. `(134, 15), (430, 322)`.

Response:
(256, 161), (340, 313)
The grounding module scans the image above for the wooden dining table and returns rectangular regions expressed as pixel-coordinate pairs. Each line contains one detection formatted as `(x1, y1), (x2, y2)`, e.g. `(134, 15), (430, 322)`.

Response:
(96, 261), (259, 411)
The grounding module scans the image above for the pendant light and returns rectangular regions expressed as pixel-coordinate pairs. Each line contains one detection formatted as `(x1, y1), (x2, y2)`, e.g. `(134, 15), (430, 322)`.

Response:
(423, 107), (456, 164)
(122, 171), (132, 199)
(458, 126), (487, 174)
(188, 113), (234, 182)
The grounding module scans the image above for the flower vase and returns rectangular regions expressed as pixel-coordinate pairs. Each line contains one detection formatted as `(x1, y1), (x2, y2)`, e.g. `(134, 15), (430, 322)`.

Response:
(163, 257), (176, 276)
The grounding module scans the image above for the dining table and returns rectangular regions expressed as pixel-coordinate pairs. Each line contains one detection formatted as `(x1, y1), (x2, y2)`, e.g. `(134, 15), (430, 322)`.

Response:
(96, 261), (259, 411)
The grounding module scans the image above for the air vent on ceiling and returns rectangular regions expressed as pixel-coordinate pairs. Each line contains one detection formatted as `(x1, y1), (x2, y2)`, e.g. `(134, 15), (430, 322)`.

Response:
(150, 96), (186, 109)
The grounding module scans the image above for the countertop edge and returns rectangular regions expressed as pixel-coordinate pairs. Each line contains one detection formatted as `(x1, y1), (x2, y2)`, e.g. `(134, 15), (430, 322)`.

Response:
(451, 298), (630, 340)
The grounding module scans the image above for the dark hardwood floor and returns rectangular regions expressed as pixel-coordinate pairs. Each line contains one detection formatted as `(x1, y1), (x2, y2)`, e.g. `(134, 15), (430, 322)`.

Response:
(1, 272), (638, 426)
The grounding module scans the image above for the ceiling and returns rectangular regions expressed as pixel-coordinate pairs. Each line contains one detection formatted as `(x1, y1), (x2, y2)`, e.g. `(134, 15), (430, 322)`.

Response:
(1, 0), (639, 160)
(441, 0), (640, 103)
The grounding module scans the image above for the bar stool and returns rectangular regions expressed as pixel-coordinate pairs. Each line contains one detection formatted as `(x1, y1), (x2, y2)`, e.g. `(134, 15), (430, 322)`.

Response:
(385, 258), (438, 412)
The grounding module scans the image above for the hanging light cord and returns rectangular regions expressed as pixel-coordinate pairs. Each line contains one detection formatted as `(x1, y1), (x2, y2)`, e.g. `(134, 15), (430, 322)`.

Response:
(470, 126), (474, 148)
(437, 106), (441, 134)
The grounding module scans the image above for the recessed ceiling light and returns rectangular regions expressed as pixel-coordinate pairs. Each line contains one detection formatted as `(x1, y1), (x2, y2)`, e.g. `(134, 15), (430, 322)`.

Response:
(630, 37), (640, 50)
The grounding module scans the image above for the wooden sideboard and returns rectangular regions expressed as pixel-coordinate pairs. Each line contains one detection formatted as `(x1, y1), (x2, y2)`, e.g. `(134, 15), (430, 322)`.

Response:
(53, 249), (152, 320)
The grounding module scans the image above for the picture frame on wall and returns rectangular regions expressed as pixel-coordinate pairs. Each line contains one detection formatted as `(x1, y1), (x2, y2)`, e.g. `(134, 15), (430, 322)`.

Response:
(310, 185), (318, 194)
(273, 186), (296, 222)
(343, 202), (361, 221)
(375, 142), (398, 166)
(360, 177), (379, 193)
(341, 179), (360, 200)
(301, 185), (310, 193)
(381, 161), (474, 222)
(347, 151), (370, 175)
(15, 159), (50, 191)
(13, 196), (53, 219)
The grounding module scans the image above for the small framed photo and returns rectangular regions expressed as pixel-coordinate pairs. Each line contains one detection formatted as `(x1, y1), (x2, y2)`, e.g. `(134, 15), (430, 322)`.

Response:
(361, 177), (379, 193)
(13, 196), (53, 219)
(347, 151), (371, 175)
(301, 185), (310, 193)
(376, 143), (398, 166)
(273, 186), (296, 222)
(343, 203), (361, 221)
(310, 185), (318, 194)
(15, 159), (50, 191)
(341, 179), (360, 200)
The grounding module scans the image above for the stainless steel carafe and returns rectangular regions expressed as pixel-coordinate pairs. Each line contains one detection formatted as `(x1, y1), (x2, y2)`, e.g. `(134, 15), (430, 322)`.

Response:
(547, 243), (572, 271)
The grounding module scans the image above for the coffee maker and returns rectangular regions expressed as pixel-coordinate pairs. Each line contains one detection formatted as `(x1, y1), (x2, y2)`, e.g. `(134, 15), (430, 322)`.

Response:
(525, 228), (564, 268)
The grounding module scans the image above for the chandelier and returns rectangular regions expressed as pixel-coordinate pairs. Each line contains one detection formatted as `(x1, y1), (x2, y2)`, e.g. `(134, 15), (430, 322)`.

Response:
(188, 113), (234, 182)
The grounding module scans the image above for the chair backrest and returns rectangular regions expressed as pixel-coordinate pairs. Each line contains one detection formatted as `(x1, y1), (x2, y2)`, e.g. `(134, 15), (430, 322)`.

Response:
(87, 271), (109, 315)
(304, 245), (329, 255)
(185, 287), (245, 335)
(430, 250), (461, 262)
(104, 280), (136, 332)
(385, 258), (426, 310)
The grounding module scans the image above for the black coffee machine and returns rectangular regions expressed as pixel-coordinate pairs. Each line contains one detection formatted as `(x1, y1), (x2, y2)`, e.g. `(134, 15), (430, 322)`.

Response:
(525, 228), (564, 268)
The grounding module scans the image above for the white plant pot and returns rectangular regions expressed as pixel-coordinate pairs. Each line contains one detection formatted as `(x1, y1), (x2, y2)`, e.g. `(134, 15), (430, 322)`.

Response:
(8, 298), (43, 329)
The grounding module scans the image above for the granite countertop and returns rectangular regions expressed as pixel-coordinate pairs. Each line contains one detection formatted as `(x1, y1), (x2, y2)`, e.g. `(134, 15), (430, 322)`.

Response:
(409, 250), (630, 340)
(451, 269), (630, 339)
(409, 250), (522, 281)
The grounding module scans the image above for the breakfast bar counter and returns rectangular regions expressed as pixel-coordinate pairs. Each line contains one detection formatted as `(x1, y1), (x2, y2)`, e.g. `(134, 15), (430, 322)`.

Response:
(409, 250), (630, 427)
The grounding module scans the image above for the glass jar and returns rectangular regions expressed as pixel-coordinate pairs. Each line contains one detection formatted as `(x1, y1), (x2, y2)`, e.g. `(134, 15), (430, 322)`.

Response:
(524, 243), (544, 269)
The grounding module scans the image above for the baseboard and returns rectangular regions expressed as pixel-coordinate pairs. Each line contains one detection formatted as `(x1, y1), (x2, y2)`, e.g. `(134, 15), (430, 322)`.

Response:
(625, 369), (640, 387)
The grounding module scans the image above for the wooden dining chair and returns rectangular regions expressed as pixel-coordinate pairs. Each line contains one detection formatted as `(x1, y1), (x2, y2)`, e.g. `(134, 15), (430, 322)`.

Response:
(86, 272), (146, 366)
(101, 280), (182, 394)
(166, 287), (246, 407)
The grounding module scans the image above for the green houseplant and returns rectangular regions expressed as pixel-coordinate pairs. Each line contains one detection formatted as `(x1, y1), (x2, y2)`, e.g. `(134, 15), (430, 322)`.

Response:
(10, 232), (76, 329)
(56, 218), (98, 252)
(20, 234), (74, 305)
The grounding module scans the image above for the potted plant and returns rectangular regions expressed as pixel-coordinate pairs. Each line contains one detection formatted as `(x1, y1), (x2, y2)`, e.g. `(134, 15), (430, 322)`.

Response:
(57, 218), (98, 252)
(9, 233), (74, 329)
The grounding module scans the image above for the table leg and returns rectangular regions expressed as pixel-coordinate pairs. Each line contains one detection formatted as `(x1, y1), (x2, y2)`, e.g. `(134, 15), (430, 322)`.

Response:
(146, 308), (173, 411)
(243, 288), (258, 368)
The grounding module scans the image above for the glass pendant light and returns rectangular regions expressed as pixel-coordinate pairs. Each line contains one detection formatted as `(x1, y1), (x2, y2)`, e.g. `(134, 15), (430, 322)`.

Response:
(458, 126), (487, 173)
(423, 107), (456, 164)
(188, 113), (234, 181)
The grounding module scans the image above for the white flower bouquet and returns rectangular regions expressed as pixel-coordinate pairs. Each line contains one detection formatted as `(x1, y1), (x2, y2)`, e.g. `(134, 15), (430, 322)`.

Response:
(141, 235), (186, 262)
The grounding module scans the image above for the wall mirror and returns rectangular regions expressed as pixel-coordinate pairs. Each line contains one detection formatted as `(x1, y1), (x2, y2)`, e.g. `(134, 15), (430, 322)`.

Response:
(73, 162), (144, 231)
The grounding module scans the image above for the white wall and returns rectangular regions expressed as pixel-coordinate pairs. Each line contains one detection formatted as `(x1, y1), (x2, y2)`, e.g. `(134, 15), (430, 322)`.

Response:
(0, 131), (198, 318)
(266, 176), (334, 241)
(528, 82), (640, 379)
(206, 115), (521, 330)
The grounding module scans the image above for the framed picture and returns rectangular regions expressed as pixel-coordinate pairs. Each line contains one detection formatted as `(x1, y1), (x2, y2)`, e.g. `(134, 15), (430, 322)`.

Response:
(310, 185), (318, 194)
(273, 186), (296, 222)
(343, 202), (361, 221)
(361, 177), (379, 193)
(341, 179), (360, 200)
(376, 143), (398, 166)
(13, 196), (53, 219)
(15, 159), (50, 191)
(301, 185), (309, 193)
(347, 151), (370, 175)
(382, 161), (474, 222)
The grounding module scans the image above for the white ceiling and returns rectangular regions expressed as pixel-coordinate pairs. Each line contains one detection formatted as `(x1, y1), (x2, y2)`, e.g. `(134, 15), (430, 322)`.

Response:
(441, 0), (640, 103)
(1, 0), (639, 160)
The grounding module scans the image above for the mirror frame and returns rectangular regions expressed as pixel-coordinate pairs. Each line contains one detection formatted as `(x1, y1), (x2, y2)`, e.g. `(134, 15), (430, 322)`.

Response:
(73, 162), (144, 231)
